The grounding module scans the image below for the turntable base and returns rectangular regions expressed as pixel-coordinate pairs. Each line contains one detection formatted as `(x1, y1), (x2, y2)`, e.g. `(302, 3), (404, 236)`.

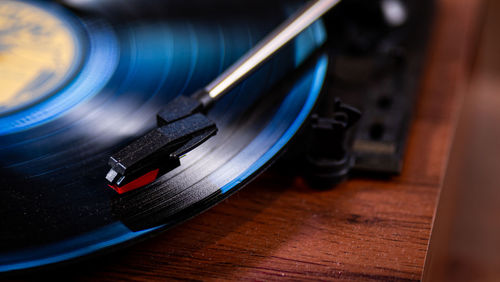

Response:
(21, 0), (482, 280)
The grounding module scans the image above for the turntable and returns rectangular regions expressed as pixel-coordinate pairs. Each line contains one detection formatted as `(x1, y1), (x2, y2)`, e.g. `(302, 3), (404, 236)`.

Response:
(0, 0), (442, 274)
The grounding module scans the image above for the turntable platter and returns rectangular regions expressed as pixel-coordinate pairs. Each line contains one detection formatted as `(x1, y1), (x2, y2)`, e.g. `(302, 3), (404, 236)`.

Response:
(0, 0), (327, 272)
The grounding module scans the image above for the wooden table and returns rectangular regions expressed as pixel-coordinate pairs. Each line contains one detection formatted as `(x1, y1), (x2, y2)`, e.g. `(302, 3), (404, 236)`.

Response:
(32, 0), (482, 280)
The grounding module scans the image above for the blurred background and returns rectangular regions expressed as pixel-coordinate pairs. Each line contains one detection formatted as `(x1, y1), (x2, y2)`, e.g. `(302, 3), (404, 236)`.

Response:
(424, 0), (500, 280)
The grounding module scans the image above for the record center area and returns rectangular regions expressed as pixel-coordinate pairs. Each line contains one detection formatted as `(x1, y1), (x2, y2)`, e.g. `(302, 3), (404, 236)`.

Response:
(0, 0), (82, 116)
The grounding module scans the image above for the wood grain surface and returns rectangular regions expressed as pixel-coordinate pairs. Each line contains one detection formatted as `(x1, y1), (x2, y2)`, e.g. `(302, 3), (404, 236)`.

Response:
(24, 0), (482, 281)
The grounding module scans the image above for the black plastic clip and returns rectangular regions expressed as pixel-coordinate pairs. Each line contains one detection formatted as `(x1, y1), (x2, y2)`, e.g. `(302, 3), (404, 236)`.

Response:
(304, 98), (361, 187)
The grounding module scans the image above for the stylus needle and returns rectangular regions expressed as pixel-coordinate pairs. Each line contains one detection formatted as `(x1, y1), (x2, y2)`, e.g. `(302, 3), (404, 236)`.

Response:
(105, 0), (343, 193)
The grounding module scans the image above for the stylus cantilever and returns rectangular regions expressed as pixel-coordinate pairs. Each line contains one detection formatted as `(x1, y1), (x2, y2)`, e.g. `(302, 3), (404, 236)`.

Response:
(106, 0), (342, 193)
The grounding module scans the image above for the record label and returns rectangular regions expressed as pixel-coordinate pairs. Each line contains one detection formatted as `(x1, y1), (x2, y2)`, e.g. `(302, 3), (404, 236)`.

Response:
(0, 0), (82, 115)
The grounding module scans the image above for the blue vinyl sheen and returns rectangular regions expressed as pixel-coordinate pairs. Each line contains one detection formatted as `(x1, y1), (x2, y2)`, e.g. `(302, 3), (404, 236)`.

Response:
(220, 56), (327, 193)
(0, 57), (327, 272)
(0, 4), (328, 272)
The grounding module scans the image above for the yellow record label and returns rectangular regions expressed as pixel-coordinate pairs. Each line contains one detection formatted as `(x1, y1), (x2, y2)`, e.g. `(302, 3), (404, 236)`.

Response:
(0, 0), (80, 113)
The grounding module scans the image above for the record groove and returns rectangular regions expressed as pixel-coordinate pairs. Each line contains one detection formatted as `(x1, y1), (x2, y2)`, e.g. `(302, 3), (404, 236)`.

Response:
(0, 0), (327, 272)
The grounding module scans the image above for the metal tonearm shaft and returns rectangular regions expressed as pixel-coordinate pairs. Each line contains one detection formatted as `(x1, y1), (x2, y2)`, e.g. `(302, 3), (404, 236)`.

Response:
(204, 0), (342, 101)
(106, 0), (342, 193)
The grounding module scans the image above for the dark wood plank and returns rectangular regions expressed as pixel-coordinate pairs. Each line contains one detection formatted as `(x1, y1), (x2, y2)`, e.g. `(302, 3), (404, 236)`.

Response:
(28, 0), (482, 280)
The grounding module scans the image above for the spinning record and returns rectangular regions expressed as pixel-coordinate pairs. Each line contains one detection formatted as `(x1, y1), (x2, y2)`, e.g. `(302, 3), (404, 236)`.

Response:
(0, 0), (328, 272)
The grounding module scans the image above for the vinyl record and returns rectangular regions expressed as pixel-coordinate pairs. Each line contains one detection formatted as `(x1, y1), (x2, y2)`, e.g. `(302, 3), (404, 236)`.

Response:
(0, 0), (327, 272)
